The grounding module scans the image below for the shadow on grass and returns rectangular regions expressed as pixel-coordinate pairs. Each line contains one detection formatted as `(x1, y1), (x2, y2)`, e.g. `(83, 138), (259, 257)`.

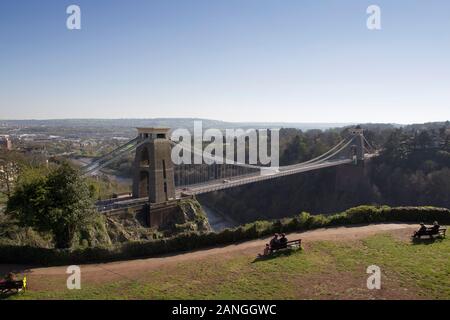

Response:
(411, 236), (445, 245)
(251, 248), (302, 263)
(0, 291), (21, 300)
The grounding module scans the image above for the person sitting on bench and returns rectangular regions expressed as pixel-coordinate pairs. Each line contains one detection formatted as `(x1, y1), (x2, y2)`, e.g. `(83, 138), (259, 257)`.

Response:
(414, 221), (441, 238)
(416, 223), (427, 235)
(5, 272), (16, 282)
(269, 234), (280, 250)
(259, 244), (271, 257)
(429, 221), (440, 234)
(0, 272), (15, 286)
(279, 233), (288, 248)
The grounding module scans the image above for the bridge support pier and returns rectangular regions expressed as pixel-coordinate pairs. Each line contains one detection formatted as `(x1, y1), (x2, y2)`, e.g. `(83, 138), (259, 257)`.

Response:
(146, 200), (181, 228)
(132, 128), (177, 227)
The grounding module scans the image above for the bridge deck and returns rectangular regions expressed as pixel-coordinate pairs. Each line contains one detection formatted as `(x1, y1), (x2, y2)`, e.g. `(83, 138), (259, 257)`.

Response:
(96, 157), (361, 212)
(181, 158), (353, 195)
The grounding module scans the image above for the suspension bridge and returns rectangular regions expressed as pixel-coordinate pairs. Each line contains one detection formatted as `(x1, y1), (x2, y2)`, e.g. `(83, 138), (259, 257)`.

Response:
(82, 127), (377, 215)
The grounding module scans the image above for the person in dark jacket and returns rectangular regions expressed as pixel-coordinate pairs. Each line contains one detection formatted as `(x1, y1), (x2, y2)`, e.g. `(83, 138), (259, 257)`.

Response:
(5, 272), (16, 282)
(279, 233), (288, 248)
(418, 223), (427, 234)
(269, 234), (279, 250)
(430, 221), (440, 233)
(413, 223), (427, 238)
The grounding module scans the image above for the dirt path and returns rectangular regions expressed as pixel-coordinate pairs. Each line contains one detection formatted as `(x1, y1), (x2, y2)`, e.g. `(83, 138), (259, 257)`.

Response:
(2, 223), (416, 286)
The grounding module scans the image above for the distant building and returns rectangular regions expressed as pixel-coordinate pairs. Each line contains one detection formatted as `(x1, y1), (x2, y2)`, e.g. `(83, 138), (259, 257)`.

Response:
(0, 135), (12, 151)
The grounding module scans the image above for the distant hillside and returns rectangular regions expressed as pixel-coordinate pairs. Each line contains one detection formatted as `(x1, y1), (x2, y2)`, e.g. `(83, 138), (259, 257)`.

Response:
(0, 118), (354, 131)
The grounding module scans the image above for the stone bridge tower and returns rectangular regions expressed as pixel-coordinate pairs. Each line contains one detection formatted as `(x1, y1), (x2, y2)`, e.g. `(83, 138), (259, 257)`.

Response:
(132, 128), (176, 203)
(348, 127), (365, 161)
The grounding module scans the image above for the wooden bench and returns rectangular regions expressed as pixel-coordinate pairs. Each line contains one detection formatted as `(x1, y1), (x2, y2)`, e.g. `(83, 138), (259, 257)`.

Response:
(0, 277), (27, 294)
(270, 239), (302, 253)
(413, 228), (446, 239)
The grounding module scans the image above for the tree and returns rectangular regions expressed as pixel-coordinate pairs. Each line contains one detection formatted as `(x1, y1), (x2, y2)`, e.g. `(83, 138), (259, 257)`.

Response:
(416, 130), (433, 149)
(0, 159), (19, 201)
(7, 162), (97, 248)
(281, 135), (308, 165)
(0, 152), (25, 201)
(426, 168), (450, 208)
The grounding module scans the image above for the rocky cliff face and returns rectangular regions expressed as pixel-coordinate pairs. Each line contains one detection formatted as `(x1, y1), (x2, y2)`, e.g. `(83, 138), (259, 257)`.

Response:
(168, 198), (211, 235)
(104, 198), (211, 243)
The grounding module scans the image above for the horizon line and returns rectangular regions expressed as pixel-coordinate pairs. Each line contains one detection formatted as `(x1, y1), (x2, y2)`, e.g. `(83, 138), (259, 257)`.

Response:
(2, 117), (448, 126)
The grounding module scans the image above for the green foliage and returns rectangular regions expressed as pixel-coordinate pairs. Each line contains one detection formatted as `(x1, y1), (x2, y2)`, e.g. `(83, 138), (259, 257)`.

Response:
(163, 199), (211, 235)
(0, 150), (35, 201)
(345, 205), (386, 224)
(86, 175), (131, 200)
(6, 162), (98, 248)
(0, 212), (53, 247)
(77, 214), (112, 248)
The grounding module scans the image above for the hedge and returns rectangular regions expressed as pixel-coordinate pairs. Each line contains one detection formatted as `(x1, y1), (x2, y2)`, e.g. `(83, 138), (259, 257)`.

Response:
(0, 205), (449, 266)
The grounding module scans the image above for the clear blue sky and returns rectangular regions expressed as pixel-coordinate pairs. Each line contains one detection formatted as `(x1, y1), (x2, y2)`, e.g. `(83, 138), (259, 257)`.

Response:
(1, 0), (449, 123)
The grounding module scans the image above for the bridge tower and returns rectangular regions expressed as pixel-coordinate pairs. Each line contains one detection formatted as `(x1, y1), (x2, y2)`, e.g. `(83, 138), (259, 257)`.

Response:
(348, 127), (365, 162)
(132, 128), (176, 203)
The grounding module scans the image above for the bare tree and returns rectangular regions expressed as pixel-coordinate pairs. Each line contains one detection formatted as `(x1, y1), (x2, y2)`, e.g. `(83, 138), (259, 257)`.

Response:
(0, 153), (21, 200)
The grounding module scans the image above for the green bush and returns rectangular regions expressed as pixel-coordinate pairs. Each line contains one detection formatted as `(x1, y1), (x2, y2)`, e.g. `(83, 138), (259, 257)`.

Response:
(0, 205), (449, 266)
(308, 215), (330, 228)
(327, 213), (349, 226)
(344, 205), (381, 224)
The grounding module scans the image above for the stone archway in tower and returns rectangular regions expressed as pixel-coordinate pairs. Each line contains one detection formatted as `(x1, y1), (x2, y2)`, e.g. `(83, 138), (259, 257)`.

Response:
(138, 171), (149, 198)
(140, 147), (150, 167)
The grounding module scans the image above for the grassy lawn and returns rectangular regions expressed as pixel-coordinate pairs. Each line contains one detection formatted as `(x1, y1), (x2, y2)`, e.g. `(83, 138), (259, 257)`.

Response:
(10, 233), (450, 300)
